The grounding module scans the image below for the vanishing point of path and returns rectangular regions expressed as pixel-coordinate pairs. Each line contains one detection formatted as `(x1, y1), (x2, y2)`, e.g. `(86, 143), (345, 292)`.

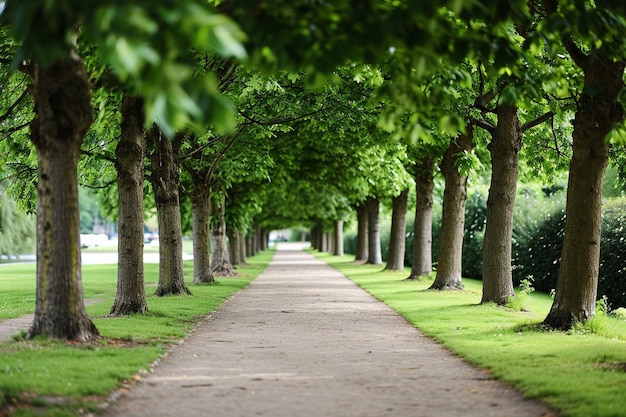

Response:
(102, 243), (555, 417)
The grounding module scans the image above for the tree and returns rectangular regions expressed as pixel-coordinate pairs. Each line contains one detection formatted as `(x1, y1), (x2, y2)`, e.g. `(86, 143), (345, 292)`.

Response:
(26, 50), (100, 340)
(209, 189), (237, 276)
(365, 196), (382, 265)
(406, 152), (437, 279)
(147, 127), (191, 296)
(539, 0), (626, 329)
(1, 0), (247, 339)
(354, 202), (369, 262)
(430, 127), (475, 291)
(384, 188), (409, 271)
(110, 95), (148, 315)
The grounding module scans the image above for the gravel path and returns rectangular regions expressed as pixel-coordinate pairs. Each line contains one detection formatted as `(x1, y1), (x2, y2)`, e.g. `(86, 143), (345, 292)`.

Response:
(99, 243), (555, 417)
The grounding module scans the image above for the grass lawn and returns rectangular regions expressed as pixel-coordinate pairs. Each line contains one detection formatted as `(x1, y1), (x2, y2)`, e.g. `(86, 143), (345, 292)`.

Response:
(313, 252), (626, 417)
(0, 249), (274, 417)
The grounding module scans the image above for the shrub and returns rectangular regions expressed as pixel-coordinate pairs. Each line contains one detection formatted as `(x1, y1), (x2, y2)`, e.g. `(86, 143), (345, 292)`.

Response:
(513, 195), (626, 309)
(599, 198), (626, 309)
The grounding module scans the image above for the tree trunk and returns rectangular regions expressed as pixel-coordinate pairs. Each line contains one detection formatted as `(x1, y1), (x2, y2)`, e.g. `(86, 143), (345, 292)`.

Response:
(366, 196), (382, 265)
(210, 192), (237, 276)
(355, 202), (369, 262)
(333, 220), (344, 256)
(238, 231), (247, 264)
(320, 229), (329, 252)
(311, 224), (322, 251)
(111, 95), (148, 315)
(191, 172), (214, 284)
(407, 158), (434, 279)
(227, 227), (243, 266)
(246, 232), (256, 257)
(481, 103), (520, 305)
(148, 127), (191, 296)
(254, 223), (263, 253)
(27, 55), (99, 341)
(544, 56), (625, 329)
(385, 189), (409, 271)
(430, 128), (474, 290)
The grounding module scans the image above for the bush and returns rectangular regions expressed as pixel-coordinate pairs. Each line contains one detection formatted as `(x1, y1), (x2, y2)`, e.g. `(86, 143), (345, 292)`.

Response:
(512, 194), (626, 309)
(599, 198), (626, 309)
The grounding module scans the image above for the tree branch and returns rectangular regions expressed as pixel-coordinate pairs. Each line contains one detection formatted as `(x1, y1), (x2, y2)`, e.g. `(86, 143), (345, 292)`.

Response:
(0, 89), (30, 123)
(521, 110), (555, 132)
(80, 148), (116, 164)
(205, 127), (245, 184)
(80, 178), (118, 189)
(469, 116), (495, 134)
(0, 119), (32, 135)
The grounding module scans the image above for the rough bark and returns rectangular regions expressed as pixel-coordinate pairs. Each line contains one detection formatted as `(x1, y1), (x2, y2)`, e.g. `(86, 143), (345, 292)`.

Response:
(148, 127), (191, 296)
(191, 172), (214, 284)
(210, 193), (237, 276)
(333, 220), (344, 256)
(407, 158), (434, 279)
(246, 232), (256, 257)
(227, 227), (243, 266)
(355, 202), (369, 262)
(544, 55), (625, 329)
(366, 196), (382, 265)
(27, 55), (99, 341)
(481, 103), (520, 305)
(111, 95), (148, 315)
(238, 232), (247, 264)
(385, 189), (409, 271)
(430, 128), (474, 291)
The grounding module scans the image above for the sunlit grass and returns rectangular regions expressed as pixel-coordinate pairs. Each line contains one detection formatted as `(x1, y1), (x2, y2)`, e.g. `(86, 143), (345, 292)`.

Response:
(314, 252), (626, 417)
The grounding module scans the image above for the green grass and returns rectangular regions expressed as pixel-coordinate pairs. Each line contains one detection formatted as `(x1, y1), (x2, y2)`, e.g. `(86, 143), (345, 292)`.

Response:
(313, 252), (626, 417)
(0, 249), (274, 416)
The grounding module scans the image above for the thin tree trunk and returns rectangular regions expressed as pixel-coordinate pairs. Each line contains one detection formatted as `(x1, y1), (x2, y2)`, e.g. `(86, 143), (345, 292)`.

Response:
(238, 231), (247, 264)
(544, 55), (625, 329)
(227, 227), (243, 266)
(246, 232), (256, 257)
(333, 220), (344, 256)
(385, 189), (409, 271)
(355, 202), (369, 262)
(27, 54), (99, 341)
(366, 196), (382, 265)
(210, 192), (237, 276)
(191, 173), (214, 284)
(430, 128), (474, 290)
(481, 103), (520, 305)
(311, 224), (322, 251)
(407, 158), (434, 279)
(148, 127), (190, 296)
(111, 95), (148, 315)
(254, 223), (262, 253)
(320, 229), (329, 252)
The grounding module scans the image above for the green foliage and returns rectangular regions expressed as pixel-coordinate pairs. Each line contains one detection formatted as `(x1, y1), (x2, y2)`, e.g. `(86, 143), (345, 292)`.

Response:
(506, 277), (535, 312)
(2, 0), (248, 137)
(598, 198), (626, 309)
(0, 183), (35, 257)
(318, 253), (626, 417)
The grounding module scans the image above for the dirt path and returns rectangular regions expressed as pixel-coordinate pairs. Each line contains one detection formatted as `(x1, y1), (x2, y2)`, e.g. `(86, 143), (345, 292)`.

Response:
(99, 242), (554, 417)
